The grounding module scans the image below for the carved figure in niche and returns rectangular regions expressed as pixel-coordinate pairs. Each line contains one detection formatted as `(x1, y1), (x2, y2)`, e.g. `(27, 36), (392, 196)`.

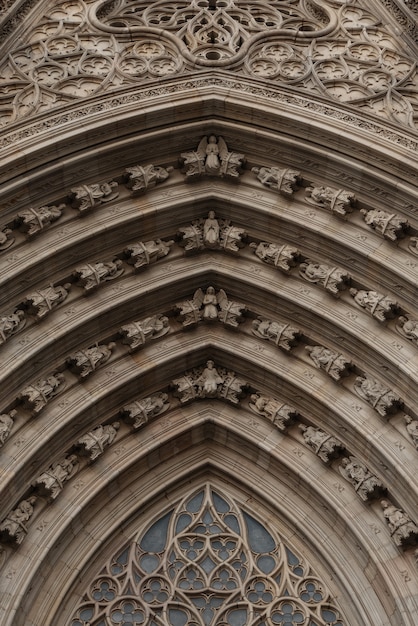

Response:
(33, 455), (79, 500)
(67, 343), (115, 378)
(124, 164), (173, 194)
(249, 394), (298, 431)
(76, 422), (120, 461)
(299, 424), (344, 463)
(21, 283), (71, 319)
(0, 227), (14, 250)
(204, 210), (220, 248)
(120, 393), (170, 429)
(119, 315), (170, 351)
(305, 346), (351, 381)
(197, 360), (223, 397)
(19, 373), (66, 414)
(404, 415), (418, 450)
(381, 500), (418, 548)
(0, 310), (26, 344)
(123, 239), (173, 270)
(408, 237), (418, 256)
(396, 316), (418, 345)
(68, 181), (119, 213)
(176, 287), (245, 328)
(0, 496), (37, 544)
(299, 261), (350, 295)
(72, 259), (124, 291)
(16, 204), (64, 237)
(354, 376), (402, 417)
(0, 410), (16, 446)
(360, 209), (408, 241)
(251, 166), (301, 195)
(349, 288), (398, 321)
(172, 363), (246, 405)
(252, 318), (300, 351)
(339, 456), (385, 501)
(180, 135), (245, 179)
(178, 212), (246, 254)
(250, 241), (299, 272)
(305, 186), (355, 216)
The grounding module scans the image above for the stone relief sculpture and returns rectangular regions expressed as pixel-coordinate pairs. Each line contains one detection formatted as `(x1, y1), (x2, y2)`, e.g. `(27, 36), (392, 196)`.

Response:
(180, 135), (245, 179)
(0, 497), (37, 544)
(120, 393), (170, 429)
(19, 373), (66, 414)
(124, 164), (173, 194)
(33, 455), (79, 500)
(178, 212), (246, 253)
(68, 181), (119, 213)
(305, 186), (355, 216)
(76, 422), (120, 461)
(252, 318), (300, 351)
(339, 456), (385, 501)
(349, 288), (398, 321)
(0, 310), (26, 344)
(299, 261), (350, 295)
(67, 343), (115, 378)
(249, 394), (298, 431)
(381, 500), (418, 548)
(122, 239), (173, 270)
(16, 205), (65, 237)
(305, 346), (351, 381)
(396, 316), (418, 345)
(0, 227), (14, 250)
(72, 260), (124, 291)
(407, 237), (418, 256)
(172, 361), (247, 405)
(299, 425), (344, 463)
(354, 376), (402, 417)
(404, 415), (418, 450)
(176, 287), (245, 328)
(251, 166), (301, 195)
(21, 283), (71, 319)
(250, 241), (299, 272)
(119, 315), (170, 351)
(0, 410), (16, 446)
(360, 209), (408, 241)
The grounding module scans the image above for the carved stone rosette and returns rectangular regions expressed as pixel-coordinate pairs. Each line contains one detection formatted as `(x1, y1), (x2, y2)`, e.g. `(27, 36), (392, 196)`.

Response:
(120, 393), (170, 430)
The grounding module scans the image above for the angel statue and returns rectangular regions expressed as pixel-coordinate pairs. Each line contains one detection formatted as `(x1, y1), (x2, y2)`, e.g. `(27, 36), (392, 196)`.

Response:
(180, 135), (245, 179)
(176, 287), (245, 328)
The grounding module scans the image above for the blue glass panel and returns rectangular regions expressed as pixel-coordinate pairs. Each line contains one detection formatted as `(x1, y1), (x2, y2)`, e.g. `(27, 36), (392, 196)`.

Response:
(140, 512), (172, 552)
(186, 491), (204, 513)
(243, 512), (276, 553)
(79, 608), (94, 620)
(257, 555), (276, 574)
(212, 491), (230, 513)
(140, 555), (159, 573)
(224, 515), (240, 534)
(168, 609), (188, 626)
(227, 608), (247, 626)
(176, 513), (192, 534)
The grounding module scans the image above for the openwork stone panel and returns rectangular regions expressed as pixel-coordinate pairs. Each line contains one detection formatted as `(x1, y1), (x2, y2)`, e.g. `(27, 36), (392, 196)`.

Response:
(69, 484), (346, 626)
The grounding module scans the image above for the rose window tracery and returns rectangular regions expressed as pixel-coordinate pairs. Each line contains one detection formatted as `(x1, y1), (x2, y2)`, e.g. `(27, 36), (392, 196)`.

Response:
(69, 485), (346, 626)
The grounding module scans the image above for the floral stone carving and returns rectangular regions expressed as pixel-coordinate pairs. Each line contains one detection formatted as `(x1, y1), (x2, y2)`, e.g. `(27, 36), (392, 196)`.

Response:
(0, 227), (14, 250)
(251, 166), (301, 195)
(180, 135), (245, 179)
(381, 500), (418, 548)
(249, 394), (298, 431)
(360, 209), (408, 241)
(305, 346), (351, 381)
(119, 315), (170, 351)
(68, 181), (119, 213)
(16, 204), (65, 237)
(404, 415), (418, 450)
(349, 289), (398, 321)
(172, 361), (247, 405)
(178, 211), (246, 253)
(299, 261), (350, 295)
(305, 186), (355, 216)
(19, 373), (66, 414)
(251, 241), (299, 272)
(122, 239), (173, 270)
(354, 376), (402, 417)
(21, 283), (71, 319)
(124, 164), (173, 194)
(0, 310), (26, 345)
(299, 425), (344, 463)
(252, 318), (300, 351)
(339, 456), (385, 501)
(0, 497), (37, 545)
(0, 410), (16, 446)
(67, 343), (115, 378)
(72, 260), (124, 291)
(33, 455), (79, 501)
(120, 393), (170, 429)
(76, 422), (120, 461)
(176, 287), (245, 328)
